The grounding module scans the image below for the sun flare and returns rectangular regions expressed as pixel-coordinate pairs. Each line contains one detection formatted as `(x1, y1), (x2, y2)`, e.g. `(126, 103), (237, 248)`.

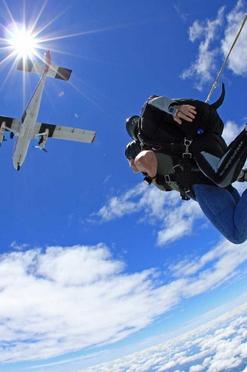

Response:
(7, 25), (38, 58)
(10, 31), (36, 56)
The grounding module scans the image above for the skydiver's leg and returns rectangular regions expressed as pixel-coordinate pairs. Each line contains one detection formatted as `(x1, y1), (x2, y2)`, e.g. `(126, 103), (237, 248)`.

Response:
(194, 126), (247, 188)
(192, 183), (247, 244)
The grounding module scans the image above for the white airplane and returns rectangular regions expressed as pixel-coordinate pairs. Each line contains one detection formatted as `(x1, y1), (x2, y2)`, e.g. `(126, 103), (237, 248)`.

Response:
(0, 51), (96, 170)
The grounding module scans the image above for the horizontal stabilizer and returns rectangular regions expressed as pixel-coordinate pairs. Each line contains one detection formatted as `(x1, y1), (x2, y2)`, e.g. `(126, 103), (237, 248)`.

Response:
(17, 58), (72, 81)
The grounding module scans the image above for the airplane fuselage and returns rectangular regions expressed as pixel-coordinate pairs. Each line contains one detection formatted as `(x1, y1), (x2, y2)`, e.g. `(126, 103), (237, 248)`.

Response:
(12, 53), (50, 170)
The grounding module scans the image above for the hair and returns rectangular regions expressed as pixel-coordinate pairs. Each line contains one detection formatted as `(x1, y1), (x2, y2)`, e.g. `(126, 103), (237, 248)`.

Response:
(125, 140), (142, 159)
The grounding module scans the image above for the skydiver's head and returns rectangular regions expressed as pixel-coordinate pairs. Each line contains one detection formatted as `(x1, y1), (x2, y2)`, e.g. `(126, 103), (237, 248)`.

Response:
(125, 140), (142, 160)
(125, 140), (143, 173)
(126, 116), (140, 140)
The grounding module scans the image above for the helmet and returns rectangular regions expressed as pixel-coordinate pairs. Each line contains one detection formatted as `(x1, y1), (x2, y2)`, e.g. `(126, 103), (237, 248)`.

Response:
(125, 140), (142, 160)
(126, 116), (140, 140)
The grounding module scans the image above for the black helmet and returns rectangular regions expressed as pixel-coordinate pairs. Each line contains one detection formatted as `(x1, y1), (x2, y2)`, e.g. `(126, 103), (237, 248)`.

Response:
(126, 116), (140, 140)
(125, 140), (142, 160)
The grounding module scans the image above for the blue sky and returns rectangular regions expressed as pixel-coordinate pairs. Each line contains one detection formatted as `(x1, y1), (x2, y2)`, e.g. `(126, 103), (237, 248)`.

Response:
(0, 0), (247, 371)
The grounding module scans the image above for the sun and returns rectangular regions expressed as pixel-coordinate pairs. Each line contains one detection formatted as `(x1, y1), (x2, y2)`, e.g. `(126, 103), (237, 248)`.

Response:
(10, 30), (37, 57)
(7, 25), (39, 58)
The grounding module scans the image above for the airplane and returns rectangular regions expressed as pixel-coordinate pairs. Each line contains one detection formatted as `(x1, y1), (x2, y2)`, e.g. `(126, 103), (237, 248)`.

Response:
(0, 51), (96, 170)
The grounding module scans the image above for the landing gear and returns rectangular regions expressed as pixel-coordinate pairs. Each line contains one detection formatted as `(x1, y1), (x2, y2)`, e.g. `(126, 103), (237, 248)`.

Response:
(17, 164), (20, 171)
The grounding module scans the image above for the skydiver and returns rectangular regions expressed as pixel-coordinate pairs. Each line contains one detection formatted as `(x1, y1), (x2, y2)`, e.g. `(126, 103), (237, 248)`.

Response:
(125, 91), (247, 244)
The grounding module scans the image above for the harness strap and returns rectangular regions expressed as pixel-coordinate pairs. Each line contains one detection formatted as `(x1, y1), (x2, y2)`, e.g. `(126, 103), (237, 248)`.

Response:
(137, 138), (184, 155)
(156, 170), (217, 200)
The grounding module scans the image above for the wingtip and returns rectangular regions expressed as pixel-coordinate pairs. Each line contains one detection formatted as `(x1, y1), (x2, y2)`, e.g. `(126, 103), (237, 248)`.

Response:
(91, 133), (96, 143)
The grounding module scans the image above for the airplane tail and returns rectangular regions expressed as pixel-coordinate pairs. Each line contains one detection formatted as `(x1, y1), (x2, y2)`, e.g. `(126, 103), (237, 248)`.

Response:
(17, 51), (72, 81)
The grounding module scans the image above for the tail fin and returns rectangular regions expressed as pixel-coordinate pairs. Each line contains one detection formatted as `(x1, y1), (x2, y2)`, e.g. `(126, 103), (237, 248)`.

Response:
(17, 52), (72, 81)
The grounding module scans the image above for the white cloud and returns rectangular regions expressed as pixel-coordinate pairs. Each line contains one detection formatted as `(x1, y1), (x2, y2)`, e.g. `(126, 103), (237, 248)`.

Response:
(156, 200), (202, 245)
(173, 4), (189, 22)
(94, 181), (182, 225)
(181, 1), (247, 89)
(36, 245), (123, 285)
(222, 0), (247, 75)
(181, 7), (225, 90)
(1, 240), (247, 364)
(92, 183), (204, 245)
(79, 301), (247, 372)
(170, 239), (247, 293)
(10, 240), (30, 250)
(0, 245), (158, 362)
(222, 119), (242, 144)
(94, 183), (146, 221)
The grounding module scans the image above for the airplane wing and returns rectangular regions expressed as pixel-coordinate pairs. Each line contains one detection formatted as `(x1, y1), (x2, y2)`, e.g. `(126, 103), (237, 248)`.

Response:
(0, 116), (20, 133)
(34, 122), (96, 143)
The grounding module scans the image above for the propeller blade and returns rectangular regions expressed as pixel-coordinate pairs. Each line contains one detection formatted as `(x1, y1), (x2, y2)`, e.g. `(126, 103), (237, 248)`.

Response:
(33, 145), (48, 152)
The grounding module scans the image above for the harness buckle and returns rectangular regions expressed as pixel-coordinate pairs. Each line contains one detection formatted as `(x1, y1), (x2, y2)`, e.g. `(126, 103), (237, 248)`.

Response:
(164, 175), (171, 183)
(184, 138), (193, 147)
(182, 152), (192, 159)
(183, 137), (193, 159)
(173, 163), (181, 170)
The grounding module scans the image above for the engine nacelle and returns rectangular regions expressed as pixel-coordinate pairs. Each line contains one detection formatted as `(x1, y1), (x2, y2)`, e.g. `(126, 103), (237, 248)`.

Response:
(0, 122), (6, 143)
(38, 128), (49, 150)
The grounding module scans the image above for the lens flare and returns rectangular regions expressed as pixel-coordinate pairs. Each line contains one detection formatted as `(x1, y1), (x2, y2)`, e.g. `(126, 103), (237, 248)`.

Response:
(8, 27), (38, 58)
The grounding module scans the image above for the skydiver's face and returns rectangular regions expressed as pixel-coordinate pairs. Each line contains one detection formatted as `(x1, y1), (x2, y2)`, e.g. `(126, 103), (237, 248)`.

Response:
(128, 158), (140, 173)
(128, 157), (148, 173)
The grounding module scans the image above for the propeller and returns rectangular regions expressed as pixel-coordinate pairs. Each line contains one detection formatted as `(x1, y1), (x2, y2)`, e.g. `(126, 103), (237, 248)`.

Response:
(33, 135), (48, 152)
(33, 145), (48, 152)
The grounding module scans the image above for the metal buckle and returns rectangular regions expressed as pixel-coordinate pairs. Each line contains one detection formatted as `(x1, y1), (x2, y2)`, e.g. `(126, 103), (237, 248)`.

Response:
(183, 137), (193, 158)
(173, 164), (181, 170)
(184, 138), (193, 147)
(182, 152), (192, 159)
(164, 175), (171, 183)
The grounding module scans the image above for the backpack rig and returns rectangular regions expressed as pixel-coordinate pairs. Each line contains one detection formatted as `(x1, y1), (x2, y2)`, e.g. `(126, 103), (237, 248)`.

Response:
(125, 85), (241, 200)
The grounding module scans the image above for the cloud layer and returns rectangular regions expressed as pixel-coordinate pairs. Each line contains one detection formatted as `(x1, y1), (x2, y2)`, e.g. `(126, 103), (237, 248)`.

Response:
(1, 238), (247, 363)
(80, 301), (247, 372)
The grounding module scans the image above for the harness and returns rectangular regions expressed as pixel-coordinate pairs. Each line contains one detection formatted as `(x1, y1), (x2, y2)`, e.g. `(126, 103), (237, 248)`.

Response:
(137, 84), (232, 200)
(135, 85), (231, 201)
(141, 137), (217, 200)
